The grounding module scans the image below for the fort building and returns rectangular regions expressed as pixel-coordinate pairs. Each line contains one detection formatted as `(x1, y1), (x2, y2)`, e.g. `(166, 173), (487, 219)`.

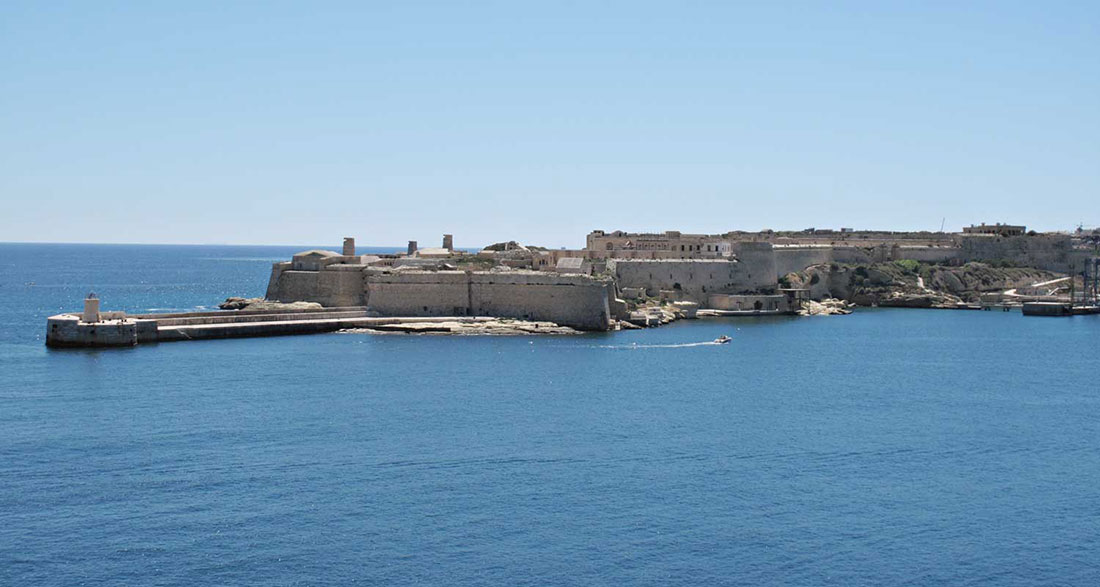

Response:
(963, 223), (1027, 237)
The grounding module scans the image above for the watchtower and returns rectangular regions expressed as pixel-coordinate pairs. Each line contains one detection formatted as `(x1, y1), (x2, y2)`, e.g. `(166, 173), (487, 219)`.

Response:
(82, 293), (100, 323)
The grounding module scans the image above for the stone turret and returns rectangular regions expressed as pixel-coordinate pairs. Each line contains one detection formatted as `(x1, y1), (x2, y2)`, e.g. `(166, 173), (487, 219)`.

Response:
(82, 293), (100, 323)
(443, 234), (454, 251)
(408, 241), (418, 256)
(343, 237), (356, 256)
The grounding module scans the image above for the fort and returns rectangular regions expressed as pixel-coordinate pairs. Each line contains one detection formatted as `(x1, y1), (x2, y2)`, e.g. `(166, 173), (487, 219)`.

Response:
(45, 225), (1100, 346)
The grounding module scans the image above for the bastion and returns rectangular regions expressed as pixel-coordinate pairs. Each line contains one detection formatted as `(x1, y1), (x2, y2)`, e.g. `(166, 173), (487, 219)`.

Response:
(265, 248), (616, 330)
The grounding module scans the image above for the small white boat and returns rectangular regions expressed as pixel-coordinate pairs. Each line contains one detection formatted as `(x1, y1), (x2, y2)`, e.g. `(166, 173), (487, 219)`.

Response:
(714, 335), (732, 344)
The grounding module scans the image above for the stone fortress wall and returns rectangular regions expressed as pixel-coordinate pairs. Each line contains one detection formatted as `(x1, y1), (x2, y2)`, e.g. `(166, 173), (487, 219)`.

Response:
(605, 242), (778, 303)
(609, 260), (753, 303)
(584, 225), (1086, 276)
(959, 234), (1081, 273)
(267, 263), (366, 307)
(266, 255), (614, 331)
(767, 236), (1080, 275)
(366, 271), (612, 331)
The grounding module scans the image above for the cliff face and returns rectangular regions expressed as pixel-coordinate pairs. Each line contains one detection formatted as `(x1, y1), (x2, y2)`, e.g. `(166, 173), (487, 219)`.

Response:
(783, 261), (1061, 308)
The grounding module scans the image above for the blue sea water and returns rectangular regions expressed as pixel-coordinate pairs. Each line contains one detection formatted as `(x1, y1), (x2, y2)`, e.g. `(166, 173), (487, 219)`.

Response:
(2, 243), (1099, 586)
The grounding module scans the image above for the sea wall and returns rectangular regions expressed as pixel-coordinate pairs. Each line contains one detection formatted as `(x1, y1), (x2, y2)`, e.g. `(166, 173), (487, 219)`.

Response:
(609, 256), (775, 305)
(265, 262), (290, 298)
(707, 293), (792, 312)
(363, 271), (469, 316)
(266, 265), (366, 307)
(365, 271), (612, 330)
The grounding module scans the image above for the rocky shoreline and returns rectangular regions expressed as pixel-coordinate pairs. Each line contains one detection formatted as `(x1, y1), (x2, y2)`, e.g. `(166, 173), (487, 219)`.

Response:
(798, 299), (853, 316)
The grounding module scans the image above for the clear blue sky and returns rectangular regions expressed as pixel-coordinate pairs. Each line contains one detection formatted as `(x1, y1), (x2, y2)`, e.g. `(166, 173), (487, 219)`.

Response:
(2, 1), (1097, 248)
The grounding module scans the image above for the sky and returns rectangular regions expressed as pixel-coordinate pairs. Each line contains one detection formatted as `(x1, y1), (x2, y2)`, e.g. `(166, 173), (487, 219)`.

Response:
(2, 1), (1097, 249)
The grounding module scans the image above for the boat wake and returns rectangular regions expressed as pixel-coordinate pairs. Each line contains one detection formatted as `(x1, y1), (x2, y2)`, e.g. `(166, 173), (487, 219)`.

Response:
(593, 340), (728, 349)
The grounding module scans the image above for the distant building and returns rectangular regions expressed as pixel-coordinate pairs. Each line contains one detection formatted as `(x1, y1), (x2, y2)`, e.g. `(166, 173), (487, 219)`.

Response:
(585, 230), (733, 257)
(963, 223), (1026, 237)
(292, 250), (341, 271)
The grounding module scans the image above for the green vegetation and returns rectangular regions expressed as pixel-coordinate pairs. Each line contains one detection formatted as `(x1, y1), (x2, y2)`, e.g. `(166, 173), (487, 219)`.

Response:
(454, 257), (498, 270)
(919, 264), (934, 281)
(892, 259), (920, 273)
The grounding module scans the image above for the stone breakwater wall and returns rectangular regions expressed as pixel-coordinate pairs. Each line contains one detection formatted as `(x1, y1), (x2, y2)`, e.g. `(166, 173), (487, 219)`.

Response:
(46, 307), (577, 347)
(266, 265), (613, 331)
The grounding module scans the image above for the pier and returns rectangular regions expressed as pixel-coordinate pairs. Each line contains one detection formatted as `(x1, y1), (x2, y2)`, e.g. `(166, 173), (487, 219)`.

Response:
(45, 297), (517, 348)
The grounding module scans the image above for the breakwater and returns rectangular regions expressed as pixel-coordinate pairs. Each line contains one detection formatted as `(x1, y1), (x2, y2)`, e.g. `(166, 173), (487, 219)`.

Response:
(45, 306), (543, 347)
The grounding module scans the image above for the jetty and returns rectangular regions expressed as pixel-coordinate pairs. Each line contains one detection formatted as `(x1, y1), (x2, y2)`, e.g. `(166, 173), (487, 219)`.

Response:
(1021, 257), (1100, 317)
(45, 296), (532, 348)
(1021, 302), (1100, 317)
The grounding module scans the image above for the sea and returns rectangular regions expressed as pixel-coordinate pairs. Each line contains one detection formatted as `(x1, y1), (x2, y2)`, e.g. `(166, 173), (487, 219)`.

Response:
(1, 242), (1099, 586)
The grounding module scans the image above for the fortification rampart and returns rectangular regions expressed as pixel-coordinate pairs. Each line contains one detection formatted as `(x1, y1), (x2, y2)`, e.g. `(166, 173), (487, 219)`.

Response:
(774, 247), (834, 276)
(266, 265), (366, 307)
(265, 255), (614, 330)
(960, 235), (1078, 272)
(608, 256), (775, 304)
(893, 246), (962, 264)
(365, 271), (612, 330)
(586, 227), (1080, 277)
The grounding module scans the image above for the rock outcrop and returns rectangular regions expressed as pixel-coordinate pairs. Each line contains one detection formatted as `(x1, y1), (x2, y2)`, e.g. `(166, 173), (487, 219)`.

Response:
(622, 300), (700, 327)
(782, 262), (1062, 308)
(798, 298), (853, 316)
(219, 297), (323, 311)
